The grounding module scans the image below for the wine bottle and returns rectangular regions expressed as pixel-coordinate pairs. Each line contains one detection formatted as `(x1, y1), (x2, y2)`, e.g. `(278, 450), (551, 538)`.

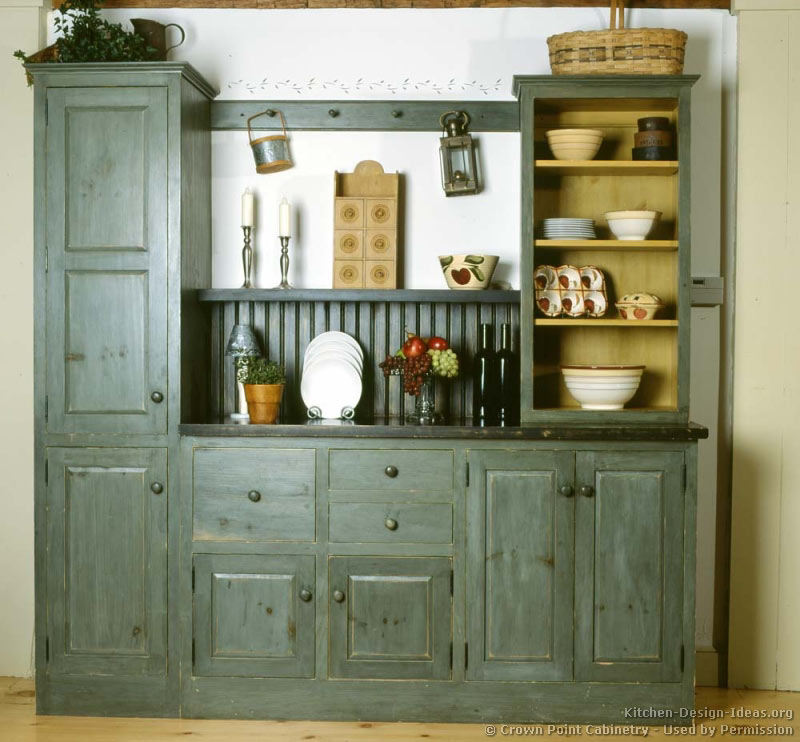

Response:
(472, 323), (498, 426)
(497, 323), (519, 427)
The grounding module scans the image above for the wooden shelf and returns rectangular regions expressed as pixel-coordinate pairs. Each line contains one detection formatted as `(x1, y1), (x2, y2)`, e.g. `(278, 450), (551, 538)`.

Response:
(535, 319), (678, 327)
(534, 239), (678, 251)
(534, 160), (679, 176)
(197, 288), (521, 304)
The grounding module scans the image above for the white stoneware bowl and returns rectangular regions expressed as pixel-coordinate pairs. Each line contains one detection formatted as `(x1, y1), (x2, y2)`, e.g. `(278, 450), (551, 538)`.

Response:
(561, 365), (644, 410)
(439, 254), (499, 289)
(605, 210), (661, 240)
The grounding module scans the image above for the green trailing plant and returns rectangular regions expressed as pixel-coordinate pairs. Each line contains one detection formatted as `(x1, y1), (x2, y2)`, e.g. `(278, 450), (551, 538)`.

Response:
(13, 0), (155, 69)
(236, 358), (286, 386)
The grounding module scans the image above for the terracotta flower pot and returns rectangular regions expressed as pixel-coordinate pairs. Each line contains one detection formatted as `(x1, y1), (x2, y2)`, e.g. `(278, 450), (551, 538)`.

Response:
(244, 383), (284, 424)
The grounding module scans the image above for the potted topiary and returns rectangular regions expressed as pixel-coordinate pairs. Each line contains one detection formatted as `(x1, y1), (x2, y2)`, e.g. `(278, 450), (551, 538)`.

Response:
(236, 358), (286, 425)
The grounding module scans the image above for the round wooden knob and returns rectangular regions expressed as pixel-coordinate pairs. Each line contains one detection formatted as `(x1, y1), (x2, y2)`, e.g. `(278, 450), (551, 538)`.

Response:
(332, 590), (345, 603)
(150, 482), (163, 495)
(342, 206), (358, 222)
(299, 589), (313, 602)
(385, 518), (398, 531)
(371, 205), (389, 223)
(384, 465), (398, 478)
(248, 490), (262, 502)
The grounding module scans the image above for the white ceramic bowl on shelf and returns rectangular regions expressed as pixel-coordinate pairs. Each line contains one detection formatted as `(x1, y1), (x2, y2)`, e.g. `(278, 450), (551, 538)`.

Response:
(605, 210), (661, 240)
(560, 365), (645, 410)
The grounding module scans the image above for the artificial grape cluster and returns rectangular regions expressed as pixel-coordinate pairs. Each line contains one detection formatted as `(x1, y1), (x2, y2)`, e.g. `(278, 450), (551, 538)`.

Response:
(428, 348), (459, 378)
(379, 353), (435, 396)
(401, 352), (432, 395)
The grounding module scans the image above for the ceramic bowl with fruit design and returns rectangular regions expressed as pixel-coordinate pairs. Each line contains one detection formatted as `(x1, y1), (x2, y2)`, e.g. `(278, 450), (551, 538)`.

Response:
(439, 254), (499, 290)
(615, 293), (664, 321)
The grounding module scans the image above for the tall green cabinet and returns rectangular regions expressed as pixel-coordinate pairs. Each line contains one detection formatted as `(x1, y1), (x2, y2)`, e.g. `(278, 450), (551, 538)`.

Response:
(30, 63), (215, 715)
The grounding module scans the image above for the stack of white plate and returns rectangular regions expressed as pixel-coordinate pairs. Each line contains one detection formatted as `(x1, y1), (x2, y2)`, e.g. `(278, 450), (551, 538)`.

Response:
(542, 218), (596, 240)
(301, 332), (363, 420)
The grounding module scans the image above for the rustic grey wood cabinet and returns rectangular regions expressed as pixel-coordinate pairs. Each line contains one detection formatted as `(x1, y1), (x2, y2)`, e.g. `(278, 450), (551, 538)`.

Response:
(30, 63), (705, 724)
(31, 62), (215, 717)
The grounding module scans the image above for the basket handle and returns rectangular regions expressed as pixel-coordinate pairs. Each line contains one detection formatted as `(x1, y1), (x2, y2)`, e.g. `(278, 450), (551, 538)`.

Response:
(610, 0), (625, 30)
(247, 109), (288, 144)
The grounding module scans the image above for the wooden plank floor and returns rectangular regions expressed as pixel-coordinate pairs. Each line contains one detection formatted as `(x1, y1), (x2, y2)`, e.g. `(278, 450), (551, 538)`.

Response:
(3, 677), (798, 741)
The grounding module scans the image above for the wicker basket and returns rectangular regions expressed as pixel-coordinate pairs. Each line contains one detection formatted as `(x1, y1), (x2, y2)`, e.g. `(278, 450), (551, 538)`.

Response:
(547, 0), (687, 76)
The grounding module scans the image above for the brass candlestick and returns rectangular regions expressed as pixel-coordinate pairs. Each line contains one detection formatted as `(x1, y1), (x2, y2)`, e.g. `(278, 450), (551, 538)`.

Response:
(241, 226), (254, 289)
(275, 235), (293, 289)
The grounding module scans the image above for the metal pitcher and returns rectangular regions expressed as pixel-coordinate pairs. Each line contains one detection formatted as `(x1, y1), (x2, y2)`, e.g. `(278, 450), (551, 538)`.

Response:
(247, 110), (293, 174)
(131, 18), (186, 61)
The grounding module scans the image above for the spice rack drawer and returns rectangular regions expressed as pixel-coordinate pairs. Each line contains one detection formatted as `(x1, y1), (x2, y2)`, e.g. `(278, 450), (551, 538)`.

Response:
(328, 449), (454, 493)
(329, 502), (453, 544)
(193, 448), (316, 542)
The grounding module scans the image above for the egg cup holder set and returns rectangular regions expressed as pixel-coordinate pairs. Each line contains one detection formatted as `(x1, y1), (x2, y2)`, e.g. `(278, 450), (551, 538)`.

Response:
(535, 264), (608, 318)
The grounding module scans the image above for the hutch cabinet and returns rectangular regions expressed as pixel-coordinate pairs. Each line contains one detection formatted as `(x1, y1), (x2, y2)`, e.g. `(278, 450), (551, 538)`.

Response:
(29, 64), (706, 724)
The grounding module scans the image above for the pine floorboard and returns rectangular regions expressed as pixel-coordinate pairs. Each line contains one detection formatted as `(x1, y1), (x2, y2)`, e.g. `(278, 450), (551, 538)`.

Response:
(2, 677), (799, 741)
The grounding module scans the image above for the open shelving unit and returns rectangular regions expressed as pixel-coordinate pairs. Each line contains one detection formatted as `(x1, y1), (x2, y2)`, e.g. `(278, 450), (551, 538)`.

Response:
(515, 76), (697, 423)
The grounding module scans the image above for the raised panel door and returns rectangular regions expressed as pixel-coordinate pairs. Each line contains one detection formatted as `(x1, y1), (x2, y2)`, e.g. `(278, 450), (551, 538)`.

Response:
(466, 450), (575, 681)
(575, 450), (684, 682)
(45, 87), (168, 434)
(193, 554), (315, 678)
(328, 557), (452, 680)
(45, 447), (167, 675)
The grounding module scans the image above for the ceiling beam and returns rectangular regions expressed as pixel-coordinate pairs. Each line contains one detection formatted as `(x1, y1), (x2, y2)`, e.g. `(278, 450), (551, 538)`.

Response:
(71, 0), (730, 9)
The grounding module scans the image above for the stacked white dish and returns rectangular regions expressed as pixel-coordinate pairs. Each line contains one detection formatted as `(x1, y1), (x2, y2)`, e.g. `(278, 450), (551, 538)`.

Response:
(542, 218), (596, 240)
(560, 365), (644, 410)
(301, 331), (363, 419)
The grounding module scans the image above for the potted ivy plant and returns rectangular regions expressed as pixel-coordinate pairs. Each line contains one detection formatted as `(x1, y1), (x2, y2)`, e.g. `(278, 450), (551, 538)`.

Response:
(236, 358), (286, 425)
(14, 0), (156, 82)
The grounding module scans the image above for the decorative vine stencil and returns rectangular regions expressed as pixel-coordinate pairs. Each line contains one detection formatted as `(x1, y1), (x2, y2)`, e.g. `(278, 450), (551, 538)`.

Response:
(227, 77), (504, 95)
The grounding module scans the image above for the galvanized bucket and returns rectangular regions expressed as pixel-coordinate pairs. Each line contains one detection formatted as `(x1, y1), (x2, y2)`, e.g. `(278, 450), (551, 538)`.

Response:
(247, 109), (292, 174)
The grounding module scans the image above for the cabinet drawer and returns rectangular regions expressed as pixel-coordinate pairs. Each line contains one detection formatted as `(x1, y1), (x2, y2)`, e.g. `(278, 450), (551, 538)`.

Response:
(329, 503), (452, 544)
(193, 448), (315, 542)
(328, 449), (454, 493)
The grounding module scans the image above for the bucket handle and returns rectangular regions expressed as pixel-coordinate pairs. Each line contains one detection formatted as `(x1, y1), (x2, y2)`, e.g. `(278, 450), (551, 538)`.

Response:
(609, 0), (625, 30)
(247, 109), (288, 144)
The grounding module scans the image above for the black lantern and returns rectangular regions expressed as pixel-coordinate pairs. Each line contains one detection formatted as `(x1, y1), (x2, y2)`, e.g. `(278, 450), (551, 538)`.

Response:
(439, 111), (479, 196)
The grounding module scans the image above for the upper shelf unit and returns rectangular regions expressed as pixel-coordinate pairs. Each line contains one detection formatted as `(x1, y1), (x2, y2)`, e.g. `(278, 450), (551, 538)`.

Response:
(514, 75), (697, 425)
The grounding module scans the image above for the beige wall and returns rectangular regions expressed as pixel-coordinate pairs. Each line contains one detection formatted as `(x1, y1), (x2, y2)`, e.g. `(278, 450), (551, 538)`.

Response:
(0, 0), (45, 678)
(730, 1), (800, 691)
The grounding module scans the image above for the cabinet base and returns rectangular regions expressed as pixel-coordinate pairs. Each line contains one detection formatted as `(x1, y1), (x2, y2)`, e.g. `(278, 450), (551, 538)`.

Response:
(182, 677), (695, 725)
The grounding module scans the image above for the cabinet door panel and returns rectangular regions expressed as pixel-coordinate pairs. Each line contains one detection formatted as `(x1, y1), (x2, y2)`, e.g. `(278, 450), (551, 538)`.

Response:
(329, 557), (451, 680)
(467, 450), (574, 681)
(193, 554), (315, 678)
(45, 87), (168, 434)
(46, 447), (167, 676)
(575, 450), (684, 682)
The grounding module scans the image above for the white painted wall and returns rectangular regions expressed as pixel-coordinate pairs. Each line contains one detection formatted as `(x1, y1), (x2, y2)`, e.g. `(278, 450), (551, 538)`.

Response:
(729, 1), (800, 691)
(0, 0), (46, 679)
(0, 5), (733, 677)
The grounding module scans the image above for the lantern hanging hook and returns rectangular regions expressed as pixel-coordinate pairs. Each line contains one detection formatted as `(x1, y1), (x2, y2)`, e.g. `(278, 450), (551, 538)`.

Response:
(440, 110), (470, 137)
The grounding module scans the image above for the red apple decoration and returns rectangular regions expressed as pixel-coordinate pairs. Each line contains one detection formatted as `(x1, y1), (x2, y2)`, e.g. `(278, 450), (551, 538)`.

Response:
(402, 335), (427, 358)
(427, 336), (449, 351)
